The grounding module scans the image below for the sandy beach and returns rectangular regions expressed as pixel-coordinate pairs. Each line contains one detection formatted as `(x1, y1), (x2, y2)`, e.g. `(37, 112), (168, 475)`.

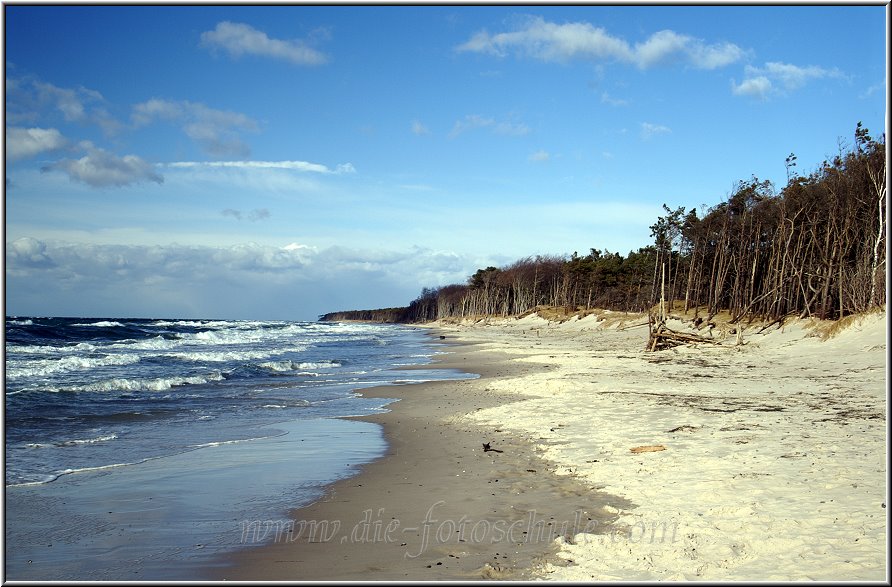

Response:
(216, 309), (887, 581)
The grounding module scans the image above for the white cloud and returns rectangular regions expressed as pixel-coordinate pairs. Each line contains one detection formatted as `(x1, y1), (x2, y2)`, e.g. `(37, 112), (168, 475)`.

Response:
(456, 16), (744, 70)
(450, 114), (495, 137)
(449, 114), (529, 138)
(411, 120), (431, 135)
(731, 75), (772, 98)
(6, 237), (54, 268)
(600, 92), (628, 106)
(686, 40), (747, 70)
(640, 122), (672, 140)
(200, 21), (328, 66)
(132, 99), (258, 158)
(4, 238), (481, 319)
(859, 80), (885, 99)
(761, 61), (843, 89)
(7, 78), (122, 135)
(222, 208), (271, 222)
(732, 62), (844, 99)
(457, 16), (633, 62)
(5, 127), (68, 161)
(529, 149), (550, 162)
(168, 160), (356, 174)
(493, 120), (530, 136)
(44, 142), (163, 188)
(633, 29), (690, 68)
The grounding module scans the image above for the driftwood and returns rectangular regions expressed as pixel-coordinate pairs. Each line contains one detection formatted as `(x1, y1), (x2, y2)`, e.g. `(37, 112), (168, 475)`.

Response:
(647, 314), (724, 351)
(646, 264), (725, 351)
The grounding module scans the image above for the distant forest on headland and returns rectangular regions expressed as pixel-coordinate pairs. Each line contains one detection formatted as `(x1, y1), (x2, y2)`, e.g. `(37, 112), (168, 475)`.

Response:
(321, 123), (887, 324)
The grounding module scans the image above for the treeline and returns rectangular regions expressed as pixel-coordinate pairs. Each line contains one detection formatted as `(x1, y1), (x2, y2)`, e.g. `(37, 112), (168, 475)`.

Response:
(318, 307), (408, 322)
(321, 123), (886, 324)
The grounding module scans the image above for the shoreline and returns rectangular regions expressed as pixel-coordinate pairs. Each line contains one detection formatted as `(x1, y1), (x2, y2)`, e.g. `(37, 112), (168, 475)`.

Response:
(210, 329), (626, 580)
(211, 310), (886, 581)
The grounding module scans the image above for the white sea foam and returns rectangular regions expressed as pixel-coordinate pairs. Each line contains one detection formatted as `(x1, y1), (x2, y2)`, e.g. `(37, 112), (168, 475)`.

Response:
(73, 321), (125, 327)
(27, 433), (118, 448)
(6, 342), (99, 354)
(257, 359), (341, 372)
(5, 353), (141, 379)
(42, 371), (225, 393)
(189, 431), (286, 449)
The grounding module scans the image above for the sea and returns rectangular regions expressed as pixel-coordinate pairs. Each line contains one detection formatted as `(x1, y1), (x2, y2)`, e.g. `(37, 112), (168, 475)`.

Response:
(4, 316), (475, 580)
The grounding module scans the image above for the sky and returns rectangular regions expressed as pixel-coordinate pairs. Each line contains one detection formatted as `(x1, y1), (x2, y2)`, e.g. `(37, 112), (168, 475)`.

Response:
(3, 4), (887, 320)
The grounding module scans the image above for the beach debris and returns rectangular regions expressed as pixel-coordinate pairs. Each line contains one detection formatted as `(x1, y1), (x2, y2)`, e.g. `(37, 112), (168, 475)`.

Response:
(667, 425), (699, 433)
(647, 316), (724, 351)
(630, 444), (667, 453)
(480, 562), (512, 579)
(482, 442), (504, 453)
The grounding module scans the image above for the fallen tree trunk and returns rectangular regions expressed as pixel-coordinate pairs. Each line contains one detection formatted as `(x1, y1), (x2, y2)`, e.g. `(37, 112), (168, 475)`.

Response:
(647, 315), (724, 351)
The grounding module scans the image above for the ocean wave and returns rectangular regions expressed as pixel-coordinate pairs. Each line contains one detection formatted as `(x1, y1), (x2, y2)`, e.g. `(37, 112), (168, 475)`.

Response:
(259, 400), (310, 409)
(6, 341), (99, 355)
(169, 345), (309, 363)
(26, 433), (118, 449)
(188, 430), (288, 449)
(41, 371), (225, 393)
(7, 459), (154, 487)
(166, 349), (274, 363)
(257, 359), (341, 373)
(9, 430), (289, 487)
(72, 321), (125, 327)
(5, 353), (141, 379)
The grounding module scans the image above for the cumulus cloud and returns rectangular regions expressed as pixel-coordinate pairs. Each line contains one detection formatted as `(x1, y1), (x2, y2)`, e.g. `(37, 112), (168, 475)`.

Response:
(132, 99), (259, 158)
(731, 75), (773, 98)
(168, 159), (355, 174)
(6, 237), (55, 268)
(640, 122), (672, 140)
(5, 127), (68, 161)
(732, 61), (844, 99)
(6, 78), (122, 135)
(456, 16), (744, 70)
(457, 17), (633, 62)
(4, 238), (481, 319)
(43, 142), (163, 188)
(200, 21), (328, 66)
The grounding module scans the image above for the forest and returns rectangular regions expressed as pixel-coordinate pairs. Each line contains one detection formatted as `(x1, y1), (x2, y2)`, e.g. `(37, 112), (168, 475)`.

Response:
(320, 123), (886, 325)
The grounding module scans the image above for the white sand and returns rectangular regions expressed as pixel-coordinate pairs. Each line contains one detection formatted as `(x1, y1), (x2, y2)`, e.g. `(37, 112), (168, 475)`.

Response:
(435, 310), (887, 581)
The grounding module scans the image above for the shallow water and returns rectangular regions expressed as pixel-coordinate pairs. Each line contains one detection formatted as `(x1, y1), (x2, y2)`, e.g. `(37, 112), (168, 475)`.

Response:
(4, 317), (475, 580)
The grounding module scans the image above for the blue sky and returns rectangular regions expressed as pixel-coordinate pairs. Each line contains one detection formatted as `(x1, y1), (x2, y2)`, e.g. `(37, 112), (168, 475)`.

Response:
(4, 4), (887, 320)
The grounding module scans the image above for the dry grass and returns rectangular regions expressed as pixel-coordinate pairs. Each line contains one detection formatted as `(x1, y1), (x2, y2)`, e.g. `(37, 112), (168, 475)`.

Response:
(522, 306), (645, 329)
(804, 306), (887, 340)
(436, 304), (885, 340)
